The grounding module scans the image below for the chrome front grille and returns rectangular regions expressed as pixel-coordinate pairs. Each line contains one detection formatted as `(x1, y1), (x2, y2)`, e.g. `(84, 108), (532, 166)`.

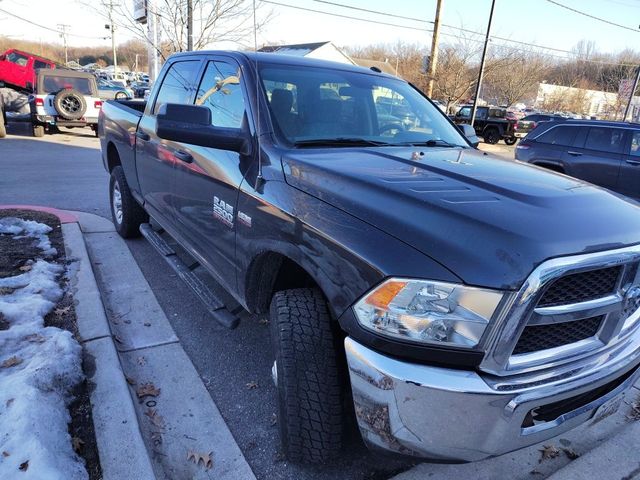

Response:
(537, 266), (622, 307)
(480, 245), (640, 376)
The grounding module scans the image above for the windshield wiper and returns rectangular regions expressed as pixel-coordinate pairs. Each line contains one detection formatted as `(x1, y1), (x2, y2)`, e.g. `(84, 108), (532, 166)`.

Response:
(396, 139), (464, 148)
(293, 137), (394, 148)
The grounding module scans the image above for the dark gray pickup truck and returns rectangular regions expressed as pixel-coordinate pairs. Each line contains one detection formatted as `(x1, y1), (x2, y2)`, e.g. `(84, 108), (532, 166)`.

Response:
(99, 51), (640, 464)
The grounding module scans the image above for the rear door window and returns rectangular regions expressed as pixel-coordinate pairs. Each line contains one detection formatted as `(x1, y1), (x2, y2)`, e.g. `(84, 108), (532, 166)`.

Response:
(584, 127), (625, 153)
(34, 60), (50, 70)
(629, 131), (640, 157)
(153, 60), (201, 115)
(536, 125), (577, 146)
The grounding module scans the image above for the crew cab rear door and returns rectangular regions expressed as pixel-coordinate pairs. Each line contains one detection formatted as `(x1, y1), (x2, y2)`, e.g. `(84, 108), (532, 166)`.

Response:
(172, 56), (251, 293)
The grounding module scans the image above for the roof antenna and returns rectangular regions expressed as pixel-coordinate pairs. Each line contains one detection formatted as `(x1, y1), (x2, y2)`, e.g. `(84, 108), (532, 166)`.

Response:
(253, 0), (265, 191)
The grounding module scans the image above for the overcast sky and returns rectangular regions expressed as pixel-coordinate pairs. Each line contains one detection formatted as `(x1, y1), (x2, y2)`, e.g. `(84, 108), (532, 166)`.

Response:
(1, 0), (639, 58)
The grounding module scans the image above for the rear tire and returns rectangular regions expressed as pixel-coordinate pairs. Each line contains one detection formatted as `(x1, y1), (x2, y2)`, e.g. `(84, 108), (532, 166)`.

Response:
(504, 136), (518, 146)
(270, 288), (344, 464)
(109, 165), (148, 238)
(33, 125), (45, 137)
(483, 128), (500, 144)
(115, 92), (128, 100)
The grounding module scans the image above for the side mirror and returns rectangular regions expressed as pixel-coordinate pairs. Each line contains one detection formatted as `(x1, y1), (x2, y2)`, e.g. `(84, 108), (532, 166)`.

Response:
(458, 123), (480, 148)
(156, 103), (251, 155)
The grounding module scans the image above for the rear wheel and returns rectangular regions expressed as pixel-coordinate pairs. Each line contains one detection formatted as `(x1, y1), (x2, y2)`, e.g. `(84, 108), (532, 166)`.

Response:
(483, 128), (500, 144)
(109, 165), (148, 238)
(504, 136), (518, 146)
(32, 125), (45, 137)
(270, 288), (344, 463)
(115, 92), (128, 100)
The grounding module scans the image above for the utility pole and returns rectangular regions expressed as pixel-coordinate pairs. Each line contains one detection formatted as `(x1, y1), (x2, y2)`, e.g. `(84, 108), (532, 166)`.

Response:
(147, 0), (160, 82)
(187, 0), (193, 51)
(57, 24), (70, 65)
(470, 0), (496, 126)
(105, 0), (119, 73)
(624, 66), (640, 121)
(426, 0), (442, 98)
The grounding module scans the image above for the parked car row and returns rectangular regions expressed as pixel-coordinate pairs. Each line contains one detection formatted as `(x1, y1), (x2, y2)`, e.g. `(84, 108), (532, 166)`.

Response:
(516, 119), (640, 200)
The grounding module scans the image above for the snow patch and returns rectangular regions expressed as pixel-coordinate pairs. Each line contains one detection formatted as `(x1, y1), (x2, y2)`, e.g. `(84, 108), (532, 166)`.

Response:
(0, 217), (57, 257)
(0, 217), (87, 480)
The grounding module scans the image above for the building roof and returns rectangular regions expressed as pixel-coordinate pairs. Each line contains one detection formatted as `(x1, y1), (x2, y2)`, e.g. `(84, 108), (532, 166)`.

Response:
(258, 41), (331, 56)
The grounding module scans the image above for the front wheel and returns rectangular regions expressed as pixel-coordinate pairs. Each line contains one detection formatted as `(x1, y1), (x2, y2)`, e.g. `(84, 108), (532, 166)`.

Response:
(504, 136), (518, 146)
(270, 288), (344, 464)
(109, 165), (148, 238)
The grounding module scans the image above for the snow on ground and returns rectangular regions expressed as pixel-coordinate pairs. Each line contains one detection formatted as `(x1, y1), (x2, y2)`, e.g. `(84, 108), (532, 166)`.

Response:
(0, 217), (87, 480)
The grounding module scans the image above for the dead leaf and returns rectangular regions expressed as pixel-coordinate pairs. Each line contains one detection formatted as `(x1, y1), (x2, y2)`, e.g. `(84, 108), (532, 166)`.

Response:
(2, 451), (9, 457)
(72, 437), (84, 453)
(0, 287), (15, 295)
(259, 318), (269, 325)
(125, 376), (137, 386)
(151, 431), (163, 446)
(114, 335), (124, 344)
(19, 264), (32, 272)
(1, 356), (22, 368)
(187, 450), (213, 470)
(246, 381), (259, 390)
(530, 469), (543, 476)
(539, 444), (560, 462)
(562, 447), (580, 460)
(137, 383), (161, 399)
(137, 356), (146, 366)
(5, 398), (14, 408)
(19, 460), (28, 471)
(24, 333), (46, 343)
(145, 408), (165, 429)
(54, 306), (71, 316)
(143, 322), (151, 327)
(270, 413), (277, 426)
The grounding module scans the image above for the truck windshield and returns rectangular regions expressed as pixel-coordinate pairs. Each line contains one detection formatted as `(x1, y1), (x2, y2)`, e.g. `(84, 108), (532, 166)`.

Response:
(260, 65), (467, 148)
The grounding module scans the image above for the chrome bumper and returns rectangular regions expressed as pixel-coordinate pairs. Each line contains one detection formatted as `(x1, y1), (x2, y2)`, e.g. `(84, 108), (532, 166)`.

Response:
(345, 336), (640, 461)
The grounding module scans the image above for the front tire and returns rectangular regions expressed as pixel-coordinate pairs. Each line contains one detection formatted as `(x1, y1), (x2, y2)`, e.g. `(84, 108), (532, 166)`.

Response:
(504, 136), (518, 145)
(270, 288), (344, 464)
(109, 165), (148, 238)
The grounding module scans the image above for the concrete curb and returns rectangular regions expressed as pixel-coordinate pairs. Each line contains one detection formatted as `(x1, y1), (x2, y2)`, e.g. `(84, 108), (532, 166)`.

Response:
(62, 218), (156, 480)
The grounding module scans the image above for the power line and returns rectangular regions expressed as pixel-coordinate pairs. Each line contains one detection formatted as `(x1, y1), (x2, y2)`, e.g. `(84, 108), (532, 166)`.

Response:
(309, 0), (635, 64)
(0, 7), (108, 39)
(262, 0), (429, 32)
(267, 0), (639, 68)
(546, 0), (640, 33)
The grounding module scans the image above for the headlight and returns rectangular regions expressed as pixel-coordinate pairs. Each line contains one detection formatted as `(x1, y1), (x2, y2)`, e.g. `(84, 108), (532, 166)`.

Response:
(353, 278), (505, 348)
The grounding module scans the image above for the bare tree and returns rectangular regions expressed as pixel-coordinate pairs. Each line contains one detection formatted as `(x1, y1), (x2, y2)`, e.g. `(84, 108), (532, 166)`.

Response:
(83, 0), (272, 60)
(485, 51), (550, 107)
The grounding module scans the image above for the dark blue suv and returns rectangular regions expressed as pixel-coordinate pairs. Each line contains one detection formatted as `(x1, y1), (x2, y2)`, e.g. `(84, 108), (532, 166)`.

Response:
(515, 120), (640, 200)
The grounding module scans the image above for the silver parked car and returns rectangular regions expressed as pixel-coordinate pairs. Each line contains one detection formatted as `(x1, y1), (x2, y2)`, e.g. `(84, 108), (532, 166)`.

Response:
(97, 80), (132, 100)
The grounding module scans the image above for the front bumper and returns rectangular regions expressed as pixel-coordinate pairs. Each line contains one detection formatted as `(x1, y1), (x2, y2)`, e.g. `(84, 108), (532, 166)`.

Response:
(345, 335), (640, 461)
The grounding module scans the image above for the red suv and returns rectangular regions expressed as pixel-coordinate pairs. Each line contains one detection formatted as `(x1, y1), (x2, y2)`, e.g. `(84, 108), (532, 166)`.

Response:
(0, 49), (56, 92)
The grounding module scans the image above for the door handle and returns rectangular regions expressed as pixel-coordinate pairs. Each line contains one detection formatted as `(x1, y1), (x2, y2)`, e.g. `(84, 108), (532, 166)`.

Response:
(135, 131), (150, 141)
(567, 151), (582, 156)
(626, 158), (640, 165)
(174, 150), (193, 163)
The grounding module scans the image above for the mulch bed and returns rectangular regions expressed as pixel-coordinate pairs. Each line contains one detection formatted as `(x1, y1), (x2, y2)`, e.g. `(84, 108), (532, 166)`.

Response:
(0, 209), (102, 480)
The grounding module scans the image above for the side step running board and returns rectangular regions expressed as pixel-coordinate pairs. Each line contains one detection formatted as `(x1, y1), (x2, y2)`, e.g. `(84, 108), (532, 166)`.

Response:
(139, 223), (240, 329)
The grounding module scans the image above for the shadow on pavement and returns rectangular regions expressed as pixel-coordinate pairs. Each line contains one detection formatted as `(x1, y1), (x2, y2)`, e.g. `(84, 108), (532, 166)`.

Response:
(6, 121), (96, 139)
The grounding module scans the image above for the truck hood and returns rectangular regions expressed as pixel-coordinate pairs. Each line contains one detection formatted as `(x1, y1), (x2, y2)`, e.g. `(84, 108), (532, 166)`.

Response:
(282, 147), (640, 290)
